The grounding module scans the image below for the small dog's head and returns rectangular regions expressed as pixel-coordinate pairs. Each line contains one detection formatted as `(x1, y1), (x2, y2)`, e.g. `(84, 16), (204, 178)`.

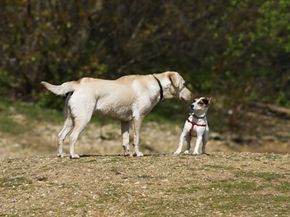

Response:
(190, 97), (211, 111)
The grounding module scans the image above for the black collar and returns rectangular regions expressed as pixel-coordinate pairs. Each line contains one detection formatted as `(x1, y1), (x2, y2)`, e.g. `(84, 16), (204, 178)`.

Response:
(152, 75), (164, 102)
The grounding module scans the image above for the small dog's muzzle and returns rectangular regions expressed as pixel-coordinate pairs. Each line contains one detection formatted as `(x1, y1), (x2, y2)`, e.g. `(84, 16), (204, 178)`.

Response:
(191, 104), (195, 109)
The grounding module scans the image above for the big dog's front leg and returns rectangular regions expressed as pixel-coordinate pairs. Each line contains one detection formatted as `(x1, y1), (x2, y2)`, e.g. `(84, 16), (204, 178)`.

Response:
(132, 116), (144, 157)
(121, 121), (132, 156)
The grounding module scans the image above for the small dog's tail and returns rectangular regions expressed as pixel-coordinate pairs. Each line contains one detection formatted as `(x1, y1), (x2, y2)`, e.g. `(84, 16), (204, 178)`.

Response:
(40, 81), (78, 96)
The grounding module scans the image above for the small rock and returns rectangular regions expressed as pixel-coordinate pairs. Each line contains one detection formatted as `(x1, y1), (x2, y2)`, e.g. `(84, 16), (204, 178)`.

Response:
(36, 176), (48, 181)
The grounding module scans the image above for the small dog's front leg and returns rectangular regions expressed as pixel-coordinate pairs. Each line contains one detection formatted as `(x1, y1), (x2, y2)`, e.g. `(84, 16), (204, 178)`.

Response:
(174, 132), (188, 156)
(184, 134), (192, 155)
(193, 135), (203, 155)
(202, 130), (209, 154)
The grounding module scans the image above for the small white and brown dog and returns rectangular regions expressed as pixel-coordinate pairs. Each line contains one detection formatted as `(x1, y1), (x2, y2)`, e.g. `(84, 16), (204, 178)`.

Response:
(174, 97), (211, 156)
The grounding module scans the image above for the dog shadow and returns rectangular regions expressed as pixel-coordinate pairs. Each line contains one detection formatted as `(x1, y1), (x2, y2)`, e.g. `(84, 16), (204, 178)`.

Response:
(79, 153), (167, 158)
(79, 153), (212, 158)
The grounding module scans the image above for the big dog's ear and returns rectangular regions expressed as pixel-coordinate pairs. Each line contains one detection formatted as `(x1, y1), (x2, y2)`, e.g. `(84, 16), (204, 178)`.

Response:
(168, 71), (179, 88)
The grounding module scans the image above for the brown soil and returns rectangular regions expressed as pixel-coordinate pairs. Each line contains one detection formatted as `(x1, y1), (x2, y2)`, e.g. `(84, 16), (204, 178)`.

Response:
(0, 152), (289, 216)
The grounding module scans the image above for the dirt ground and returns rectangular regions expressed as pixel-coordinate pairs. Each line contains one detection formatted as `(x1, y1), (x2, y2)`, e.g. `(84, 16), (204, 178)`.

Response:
(0, 109), (289, 216)
(0, 152), (289, 217)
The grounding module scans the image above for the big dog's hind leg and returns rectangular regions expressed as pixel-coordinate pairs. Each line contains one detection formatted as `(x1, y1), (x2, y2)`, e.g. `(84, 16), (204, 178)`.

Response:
(68, 96), (94, 159)
(69, 115), (92, 159)
(57, 115), (73, 158)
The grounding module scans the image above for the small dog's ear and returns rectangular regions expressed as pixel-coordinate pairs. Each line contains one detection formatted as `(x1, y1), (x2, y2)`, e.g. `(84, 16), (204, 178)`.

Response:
(207, 97), (212, 104)
(202, 97), (212, 105)
(168, 72), (179, 88)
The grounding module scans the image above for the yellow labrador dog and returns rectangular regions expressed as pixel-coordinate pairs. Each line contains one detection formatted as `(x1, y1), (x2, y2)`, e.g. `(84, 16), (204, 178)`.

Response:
(41, 71), (192, 158)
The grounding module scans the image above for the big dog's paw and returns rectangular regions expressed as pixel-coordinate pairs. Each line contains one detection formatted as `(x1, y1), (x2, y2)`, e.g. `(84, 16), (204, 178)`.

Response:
(70, 154), (80, 159)
(135, 152), (144, 157)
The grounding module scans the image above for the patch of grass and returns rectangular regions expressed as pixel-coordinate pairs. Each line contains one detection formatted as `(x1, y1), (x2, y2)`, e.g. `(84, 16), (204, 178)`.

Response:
(0, 214), (19, 217)
(262, 154), (281, 161)
(210, 180), (259, 193)
(204, 194), (290, 214)
(95, 184), (122, 204)
(132, 195), (202, 217)
(0, 177), (32, 188)
(0, 98), (62, 123)
(235, 171), (285, 181)
(73, 201), (87, 209)
(204, 164), (235, 171)
(276, 182), (290, 193)
(14, 102), (63, 123)
(172, 185), (201, 193)
(138, 174), (153, 179)
(0, 116), (26, 134)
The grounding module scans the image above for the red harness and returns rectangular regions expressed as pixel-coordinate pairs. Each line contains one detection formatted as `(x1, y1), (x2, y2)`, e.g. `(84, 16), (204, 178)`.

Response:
(187, 117), (206, 136)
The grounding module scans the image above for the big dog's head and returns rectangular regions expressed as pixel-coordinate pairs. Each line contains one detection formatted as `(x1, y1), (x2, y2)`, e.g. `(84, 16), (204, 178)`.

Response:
(160, 71), (192, 101)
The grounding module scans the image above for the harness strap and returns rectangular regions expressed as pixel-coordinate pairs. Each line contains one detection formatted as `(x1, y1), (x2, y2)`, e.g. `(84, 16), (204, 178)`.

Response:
(187, 119), (206, 135)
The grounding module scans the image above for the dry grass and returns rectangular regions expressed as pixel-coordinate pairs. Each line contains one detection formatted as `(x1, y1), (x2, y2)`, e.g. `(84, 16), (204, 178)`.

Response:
(0, 153), (289, 216)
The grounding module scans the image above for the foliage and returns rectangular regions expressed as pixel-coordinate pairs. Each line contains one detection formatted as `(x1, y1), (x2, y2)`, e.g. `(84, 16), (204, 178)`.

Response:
(0, 0), (289, 134)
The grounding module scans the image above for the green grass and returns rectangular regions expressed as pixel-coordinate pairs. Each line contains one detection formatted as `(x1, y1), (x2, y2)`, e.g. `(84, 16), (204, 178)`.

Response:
(210, 180), (260, 193)
(0, 177), (32, 188)
(0, 98), (62, 135)
(205, 194), (290, 213)
(172, 185), (201, 193)
(276, 182), (290, 193)
(0, 214), (19, 217)
(0, 116), (25, 135)
(235, 171), (285, 181)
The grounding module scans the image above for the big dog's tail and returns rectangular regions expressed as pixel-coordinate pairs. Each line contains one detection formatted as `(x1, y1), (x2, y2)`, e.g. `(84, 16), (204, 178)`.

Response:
(40, 81), (77, 96)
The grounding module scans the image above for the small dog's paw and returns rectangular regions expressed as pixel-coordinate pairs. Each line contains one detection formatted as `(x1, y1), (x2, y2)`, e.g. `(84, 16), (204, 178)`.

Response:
(135, 152), (144, 157)
(124, 151), (133, 157)
(193, 152), (199, 156)
(173, 151), (181, 156)
(70, 154), (80, 159)
(57, 153), (68, 158)
(184, 150), (190, 155)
